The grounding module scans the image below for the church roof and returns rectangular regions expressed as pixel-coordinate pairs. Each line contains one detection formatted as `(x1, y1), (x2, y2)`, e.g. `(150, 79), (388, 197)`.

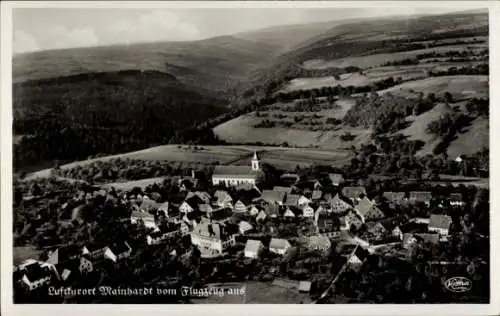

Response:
(212, 166), (258, 178)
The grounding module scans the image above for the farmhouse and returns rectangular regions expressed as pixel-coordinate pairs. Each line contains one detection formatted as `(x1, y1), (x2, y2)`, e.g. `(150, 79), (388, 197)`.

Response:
(355, 197), (385, 222)
(269, 238), (292, 255)
(214, 190), (233, 208)
(244, 239), (264, 259)
(330, 194), (352, 214)
(212, 152), (264, 187)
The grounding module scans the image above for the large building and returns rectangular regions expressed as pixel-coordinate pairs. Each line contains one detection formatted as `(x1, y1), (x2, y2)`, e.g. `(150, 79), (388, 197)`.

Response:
(212, 152), (264, 187)
(190, 222), (235, 255)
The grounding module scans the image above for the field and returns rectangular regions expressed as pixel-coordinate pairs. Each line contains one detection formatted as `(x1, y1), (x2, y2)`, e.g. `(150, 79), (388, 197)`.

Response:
(25, 145), (355, 179)
(101, 177), (167, 191)
(189, 281), (312, 304)
(301, 44), (487, 70)
(377, 75), (488, 99)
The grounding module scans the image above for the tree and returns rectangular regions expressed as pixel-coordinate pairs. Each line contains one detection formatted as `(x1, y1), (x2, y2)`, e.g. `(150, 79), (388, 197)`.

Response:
(444, 91), (453, 103)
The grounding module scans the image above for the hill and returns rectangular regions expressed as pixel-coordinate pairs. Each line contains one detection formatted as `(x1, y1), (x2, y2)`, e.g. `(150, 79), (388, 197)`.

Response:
(13, 35), (280, 97)
(13, 70), (227, 170)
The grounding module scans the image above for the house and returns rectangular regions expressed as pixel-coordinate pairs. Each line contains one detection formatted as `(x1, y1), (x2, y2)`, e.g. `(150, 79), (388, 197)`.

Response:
(199, 203), (214, 214)
(244, 239), (264, 259)
(179, 201), (195, 214)
(130, 209), (159, 231)
(238, 221), (254, 235)
(104, 241), (132, 262)
(449, 193), (465, 207)
(316, 212), (341, 238)
(345, 210), (364, 230)
(298, 281), (312, 293)
(313, 180), (323, 190)
(248, 205), (260, 217)
(195, 191), (212, 204)
(46, 244), (82, 266)
(18, 260), (56, 291)
(306, 235), (331, 252)
(298, 195), (312, 207)
(311, 190), (322, 201)
(341, 186), (367, 202)
(355, 197), (385, 222)
(265, 203), (281, 218)
(82, 243), (108, 260)
(285, 194), (300, 207)
(259, 190), (286, 206)
(146, 223), (182, 245)
(302, 205), (315, 218)
(283, 207), (296, 218)
(190, 222), (236, 255)
(429, 214), (452, 236)
(409, 191), (432, 206)
(233, 200), (249, 213)
(212, 152), (264, 187)
(256, 210), (268, 222)
(347, 246), (370, 272)
(269, 238), (292, 255)
(383, 192), (407, 205)
(415, 233), (440, 245)
(273, 186), (292, 194)
(330, 194), (352, 214)
(328, 173), (344, 186)
(55, 256), (93, 283)
(214, 190), (233, 208)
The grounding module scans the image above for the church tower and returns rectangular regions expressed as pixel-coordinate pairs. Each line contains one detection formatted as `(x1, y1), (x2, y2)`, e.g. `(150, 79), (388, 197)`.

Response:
(251, 151), (261, 171)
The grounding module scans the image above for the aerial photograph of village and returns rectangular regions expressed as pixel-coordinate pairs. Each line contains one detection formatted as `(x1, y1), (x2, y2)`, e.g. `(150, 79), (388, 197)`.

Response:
(10, 4), (489, 304)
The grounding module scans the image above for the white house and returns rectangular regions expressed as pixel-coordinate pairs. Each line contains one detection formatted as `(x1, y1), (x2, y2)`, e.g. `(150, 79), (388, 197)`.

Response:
(104, 242), (132, 262)
(238, 221), (254, 235)
(244, 239), (264, 259)
(302, 205), (315, 218)
(429, 214), (452, 236)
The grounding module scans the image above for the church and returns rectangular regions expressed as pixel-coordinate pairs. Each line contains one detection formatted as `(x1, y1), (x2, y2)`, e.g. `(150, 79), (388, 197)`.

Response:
(212, 151), (264, 187)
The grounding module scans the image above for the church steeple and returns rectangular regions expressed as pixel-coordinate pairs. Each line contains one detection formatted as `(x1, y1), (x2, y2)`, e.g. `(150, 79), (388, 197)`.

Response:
(251, 151), (261, 171)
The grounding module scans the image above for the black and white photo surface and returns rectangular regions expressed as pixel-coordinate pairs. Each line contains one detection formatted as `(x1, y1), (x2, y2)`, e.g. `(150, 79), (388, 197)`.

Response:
(1, 1), (497, 312)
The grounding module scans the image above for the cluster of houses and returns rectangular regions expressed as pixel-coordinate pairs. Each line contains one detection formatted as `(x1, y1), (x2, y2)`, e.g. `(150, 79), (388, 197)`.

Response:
(15, 241), (132, 292)
(15, 152), (466, 293)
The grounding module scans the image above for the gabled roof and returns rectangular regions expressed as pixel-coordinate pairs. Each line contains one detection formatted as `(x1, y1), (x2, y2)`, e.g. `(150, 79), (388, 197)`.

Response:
(195, 191), (211, 203)
(342, 186), (367, 200)
(239, 221), (253, 232)
(356, 197), (379, 217)
(429, 214), (452, 230)
(265, 203), (280, 217)
(409, 191), (432, 202)
(193, 222), (231, 240)
(299, 281), (312, 292)
(260, 190), (286, 204)
(108, 241), (131, 255)
(283, 208), (296, 217)
(306, 235), (331, 250)
(269, 238), (291, 250)
(199, 204), (213, 213)
(328, 173), (344, 184)
(214, 190), (233, 204)
(47, 244), (82, 265)
(22, 261), (53, 282)
(244, 239), (263, 253)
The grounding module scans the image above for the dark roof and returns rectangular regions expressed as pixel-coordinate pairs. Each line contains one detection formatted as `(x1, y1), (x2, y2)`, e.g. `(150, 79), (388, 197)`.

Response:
(208, 207), (233, 221)
(108, 241), (131, 255)
(23, 262), (53, 282)
(399, 222), (428, 234)
(352, 246), (370, 261)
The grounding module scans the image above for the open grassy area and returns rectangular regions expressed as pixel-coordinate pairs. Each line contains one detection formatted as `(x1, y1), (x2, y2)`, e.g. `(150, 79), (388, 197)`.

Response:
(301, 44), (487, 70)
(13, 246), (42, 266)
(378, 75), (488, 99)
